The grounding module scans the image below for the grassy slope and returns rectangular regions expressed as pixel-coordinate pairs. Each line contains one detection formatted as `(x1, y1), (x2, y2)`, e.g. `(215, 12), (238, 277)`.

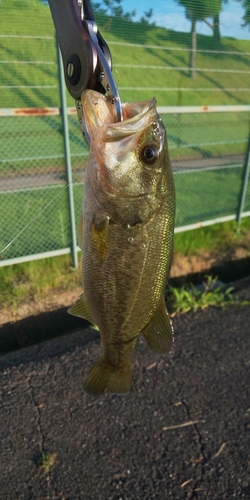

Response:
(1, 0), (249, 162)
(0, 0), (250, 107)
(104, 19), (250, 106)
(0, 1), (249, 168)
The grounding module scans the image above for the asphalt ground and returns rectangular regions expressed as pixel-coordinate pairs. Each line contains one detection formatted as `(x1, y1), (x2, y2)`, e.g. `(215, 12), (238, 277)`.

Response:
(0, 284), (249, 500)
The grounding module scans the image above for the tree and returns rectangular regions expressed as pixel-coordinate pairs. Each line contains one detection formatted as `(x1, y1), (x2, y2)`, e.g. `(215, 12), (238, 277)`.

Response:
(92, 0), (136, 21)
(242, 0), (250, 28)
(93, 0), (155, 25)
(177, 0), (222, 78)
(140, 8), (156, 26)
(212, 0), (228, 47)
(213, 10), (221, 45)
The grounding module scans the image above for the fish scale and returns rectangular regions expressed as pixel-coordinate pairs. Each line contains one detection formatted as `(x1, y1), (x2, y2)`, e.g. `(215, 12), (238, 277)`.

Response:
(68, 89), (175, 396)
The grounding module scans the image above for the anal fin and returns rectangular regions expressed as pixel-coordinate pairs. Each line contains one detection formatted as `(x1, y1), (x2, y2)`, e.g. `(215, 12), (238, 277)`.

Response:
(142, 295), (173, 354)
(68, 293), (94, 324)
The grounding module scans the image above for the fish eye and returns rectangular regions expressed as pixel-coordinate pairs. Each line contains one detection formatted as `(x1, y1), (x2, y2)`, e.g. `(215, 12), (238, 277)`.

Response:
(140, 144), (159, 165)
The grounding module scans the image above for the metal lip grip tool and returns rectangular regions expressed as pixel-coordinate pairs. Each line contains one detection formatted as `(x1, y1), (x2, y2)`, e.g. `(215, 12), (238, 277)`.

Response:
(48, 0), (123, 141)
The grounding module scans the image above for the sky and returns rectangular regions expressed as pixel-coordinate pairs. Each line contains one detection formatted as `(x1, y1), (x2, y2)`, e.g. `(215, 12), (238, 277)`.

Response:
(122, 0), (250, 40)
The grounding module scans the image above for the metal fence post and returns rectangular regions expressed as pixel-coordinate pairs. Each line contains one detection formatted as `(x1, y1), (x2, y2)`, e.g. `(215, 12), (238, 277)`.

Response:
(236, 134), (250, 225)
(56, 41), (78, 269)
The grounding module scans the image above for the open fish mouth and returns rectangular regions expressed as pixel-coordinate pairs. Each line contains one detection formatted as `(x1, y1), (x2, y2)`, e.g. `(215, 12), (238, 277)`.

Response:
(82, 90), (157, 141)
(81, 89), (167, 206)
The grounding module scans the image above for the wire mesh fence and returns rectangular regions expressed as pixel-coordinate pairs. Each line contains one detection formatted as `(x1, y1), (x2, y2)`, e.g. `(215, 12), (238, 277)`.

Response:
(0, 0), (249, 267)
(161, 107), (250, 228)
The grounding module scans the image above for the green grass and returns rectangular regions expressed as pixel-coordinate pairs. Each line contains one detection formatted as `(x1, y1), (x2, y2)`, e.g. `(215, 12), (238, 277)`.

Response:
(175, 166), (244, 227)
(0, 184), (84, 260)
(38, 451), (57, 473)
(0, 115), (87, 173)
(166, 275), (242, 316)
(174, 217), (250, 255)
(162, 112), (250, 160)
(0, 1), (250, 107)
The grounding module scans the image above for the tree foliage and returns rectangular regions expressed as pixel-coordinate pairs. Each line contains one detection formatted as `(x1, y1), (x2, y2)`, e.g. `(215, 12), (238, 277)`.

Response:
(92, 0), (134, 20)
(176, 0), (222, 78)
(92, 0), (155, 25)
(213, 0), (228, 46)
(242, 0), (250, 29)
(140, 8), (156, 26)
(177, 0), (221, 22)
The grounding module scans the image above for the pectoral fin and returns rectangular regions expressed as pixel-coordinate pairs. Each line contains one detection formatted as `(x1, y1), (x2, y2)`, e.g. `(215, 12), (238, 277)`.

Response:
(92, 216), (110, 263)
(142, 296), (173, 354)
(68, 293), (94, 324)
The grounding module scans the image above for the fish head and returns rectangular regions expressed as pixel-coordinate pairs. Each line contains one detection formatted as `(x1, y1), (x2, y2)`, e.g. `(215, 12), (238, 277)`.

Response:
(82, 90), (173, 225)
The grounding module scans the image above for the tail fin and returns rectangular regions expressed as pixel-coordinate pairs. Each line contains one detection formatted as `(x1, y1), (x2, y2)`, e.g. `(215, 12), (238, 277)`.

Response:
(83, 359), (132, 397)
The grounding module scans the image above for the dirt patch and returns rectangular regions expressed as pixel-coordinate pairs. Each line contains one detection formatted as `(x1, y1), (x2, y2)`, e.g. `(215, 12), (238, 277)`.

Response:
(0, 286), (83, 327)
(171, 245), (250, 278)
(171, 251), (219, 277)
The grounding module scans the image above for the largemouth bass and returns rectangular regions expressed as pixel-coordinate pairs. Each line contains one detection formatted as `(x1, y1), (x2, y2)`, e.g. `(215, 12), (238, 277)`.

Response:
(69, 90), (175, 396)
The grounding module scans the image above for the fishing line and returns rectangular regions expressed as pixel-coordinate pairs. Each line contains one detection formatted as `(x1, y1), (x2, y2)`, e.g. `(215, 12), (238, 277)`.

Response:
(0, 177), (83, 255)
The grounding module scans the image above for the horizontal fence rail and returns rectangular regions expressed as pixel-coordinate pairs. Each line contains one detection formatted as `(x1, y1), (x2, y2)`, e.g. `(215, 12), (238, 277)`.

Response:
(108, 40), (250, 56)
(2, 104), (250, 117)
(116, 64), (250, 75)
(119, 87), (250, 92)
